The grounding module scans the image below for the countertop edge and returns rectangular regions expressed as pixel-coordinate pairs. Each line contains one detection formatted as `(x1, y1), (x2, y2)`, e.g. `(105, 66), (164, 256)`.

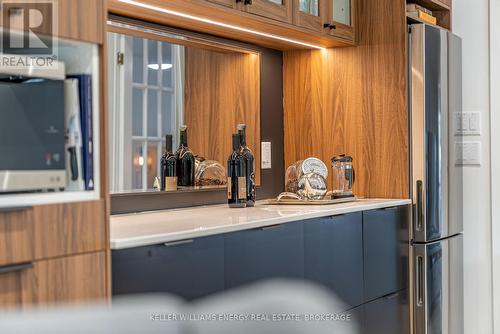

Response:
(111, 199), (411, 250)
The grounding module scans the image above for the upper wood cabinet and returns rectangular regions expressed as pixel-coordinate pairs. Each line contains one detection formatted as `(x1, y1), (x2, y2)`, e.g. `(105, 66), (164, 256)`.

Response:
(0, 0), (104, 44)
(206, 0), (240, 9)
(57, 0), (105, 44)
(244, 0), (293, 24)
(293, 0), (326, 32)
(324, 0), (356, 41)
(109, 0), (357, 48)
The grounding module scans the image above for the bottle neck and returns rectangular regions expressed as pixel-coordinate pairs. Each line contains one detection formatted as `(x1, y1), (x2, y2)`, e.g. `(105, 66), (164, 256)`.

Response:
(238, 128), (246, 146)
(180, 130), (188, 147)
(232, 134), (240, 151)
(165, 136), (173, 153)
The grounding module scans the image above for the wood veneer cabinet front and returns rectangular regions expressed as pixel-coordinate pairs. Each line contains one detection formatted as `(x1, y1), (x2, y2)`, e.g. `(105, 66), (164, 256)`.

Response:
(0, 252), (107, 309)
(245, 0), (293, 24)
(0, 201), (106, 267)
(108, 0), (355, 49)
(0, 0), (104, 44)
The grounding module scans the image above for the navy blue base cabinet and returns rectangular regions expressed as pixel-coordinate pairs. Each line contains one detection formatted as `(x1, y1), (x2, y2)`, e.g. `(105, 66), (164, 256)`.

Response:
(364, 289), (409, 334)
(224, 221), (304, 289)
(363, 206), (409, 302)
(304, 212), (364, 309)
(112, 205), (410, 333)
(112, 235), (225, 300)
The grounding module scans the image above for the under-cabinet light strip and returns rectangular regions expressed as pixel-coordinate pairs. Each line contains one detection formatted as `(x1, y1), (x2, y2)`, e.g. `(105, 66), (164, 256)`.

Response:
(118, 0), (325, 50)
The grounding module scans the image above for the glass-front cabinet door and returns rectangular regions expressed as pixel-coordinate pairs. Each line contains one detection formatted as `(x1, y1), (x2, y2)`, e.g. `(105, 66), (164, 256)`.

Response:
(324, 0), (355, 41)
(293, 0), (326, 32)
(244, 0), (293, 24)
(206, 0), (239, 9)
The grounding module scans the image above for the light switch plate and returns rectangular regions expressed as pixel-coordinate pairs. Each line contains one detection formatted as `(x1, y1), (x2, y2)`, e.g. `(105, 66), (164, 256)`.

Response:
(454, 111), (481, 136)
(455, 141), (481, 165)
(261, 142), (272, 169)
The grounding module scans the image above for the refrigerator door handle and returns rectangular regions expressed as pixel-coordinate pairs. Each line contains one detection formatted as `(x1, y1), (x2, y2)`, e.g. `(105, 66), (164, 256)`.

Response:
(416, 180), (424, 232)
(416, 255), (424, 307)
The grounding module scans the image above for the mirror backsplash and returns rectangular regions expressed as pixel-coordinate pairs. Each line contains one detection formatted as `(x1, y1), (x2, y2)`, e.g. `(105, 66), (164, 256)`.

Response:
(107, 31), (260, 194)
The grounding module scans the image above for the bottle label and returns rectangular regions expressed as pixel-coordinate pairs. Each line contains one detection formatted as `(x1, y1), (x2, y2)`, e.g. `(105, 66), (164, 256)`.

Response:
(227, 177), (232, 199)
(165, 177), (177, 191)
(238, 177), (247, 200)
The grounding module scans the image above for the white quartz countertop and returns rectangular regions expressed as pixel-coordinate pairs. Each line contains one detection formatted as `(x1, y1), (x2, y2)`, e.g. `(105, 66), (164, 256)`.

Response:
(110, 198), (411, 250)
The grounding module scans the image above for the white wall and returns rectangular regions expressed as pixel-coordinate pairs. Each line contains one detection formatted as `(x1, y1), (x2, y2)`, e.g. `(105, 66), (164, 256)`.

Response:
(453, 0), (493, 333)
(489, 0), (500, 332)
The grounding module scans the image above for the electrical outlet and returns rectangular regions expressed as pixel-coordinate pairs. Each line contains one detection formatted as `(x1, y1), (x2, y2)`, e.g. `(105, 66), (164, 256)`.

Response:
(261, 142), (272, 169)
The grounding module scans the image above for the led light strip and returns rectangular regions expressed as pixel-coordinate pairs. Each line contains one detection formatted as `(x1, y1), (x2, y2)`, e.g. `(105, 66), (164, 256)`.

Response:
(118, 0), (325, 50)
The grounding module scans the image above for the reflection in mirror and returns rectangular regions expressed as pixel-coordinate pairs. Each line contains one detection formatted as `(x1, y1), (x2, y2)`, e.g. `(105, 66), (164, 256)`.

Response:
(107, 28), (260, 194)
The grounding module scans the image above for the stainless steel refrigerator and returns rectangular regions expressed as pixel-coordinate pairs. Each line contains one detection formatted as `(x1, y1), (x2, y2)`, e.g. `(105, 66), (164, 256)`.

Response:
(409, 24), (464, 334)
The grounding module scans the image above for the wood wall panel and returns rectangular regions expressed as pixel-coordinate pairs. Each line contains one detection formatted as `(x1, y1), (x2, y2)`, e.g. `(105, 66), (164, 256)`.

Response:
(184, 48), (261, 184)
(284, 0), (409, 198)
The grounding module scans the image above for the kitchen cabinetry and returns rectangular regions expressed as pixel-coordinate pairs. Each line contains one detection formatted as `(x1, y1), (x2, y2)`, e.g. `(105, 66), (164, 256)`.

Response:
(0, 252), (107, 309)
(304, 213), (363, 309)
(113, 235), (225, 300)
(363, 289), (409, 334)
(0, 202), (106, 267)
(293, 0), (325, 32)
(225, 222), (304, 288)
(245, 0), (293, 24)
(206, 0), (239, 8)
(363, 206), (409, 302)
(0, 201), (108, 309)
(112, 205), (410, 322)
(108, 0), (356, 49)
(0, 0), (104, 44)
(324, 0), (355, 40)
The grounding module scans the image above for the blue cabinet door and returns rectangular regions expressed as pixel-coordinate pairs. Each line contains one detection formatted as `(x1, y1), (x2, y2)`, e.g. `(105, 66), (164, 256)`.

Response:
(363, 289), (409, 334)
(112, 234), (225, 300)
(363, 206), (410, 302)
(304, 212), (364, 309)
(224, 221), (304, 289)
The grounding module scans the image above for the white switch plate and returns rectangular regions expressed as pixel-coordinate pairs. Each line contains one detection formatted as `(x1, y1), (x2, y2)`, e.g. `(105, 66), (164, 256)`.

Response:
(453, 111), (481, 136)
(261, 142), (272, 169)
(455, 141), (481, 165)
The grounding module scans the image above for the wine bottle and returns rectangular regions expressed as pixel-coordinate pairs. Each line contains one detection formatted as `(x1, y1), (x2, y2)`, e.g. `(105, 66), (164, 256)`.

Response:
(237, 124), (256, 207)
(175, 125), (195, 187)
(227, 133), (247, 208)
(160, 134), (177, 191)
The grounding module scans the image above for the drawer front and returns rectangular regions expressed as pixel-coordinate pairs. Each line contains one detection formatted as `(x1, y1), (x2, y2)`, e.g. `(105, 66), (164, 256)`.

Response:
(33, 201), (107, 259)
(26, 252), (107, 305)
(363, 289), (409, 334)
(112, 235), (225, 300)
(0, 263), (32, 309)
(0, 201), (106, 266)
(363, 206), (409, 302)
(0, 252), (107, 309)
(0, 208), (35, 266)
(225, 221), (304, 289)
(304, 213), (364, 309)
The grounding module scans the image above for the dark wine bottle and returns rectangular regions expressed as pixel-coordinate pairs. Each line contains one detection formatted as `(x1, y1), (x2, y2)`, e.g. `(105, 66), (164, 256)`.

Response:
(175, 125), (195, 187)
(227, 133), (247, 208)
(237, 124), (256, 207)
(160, 134), (177, 191)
